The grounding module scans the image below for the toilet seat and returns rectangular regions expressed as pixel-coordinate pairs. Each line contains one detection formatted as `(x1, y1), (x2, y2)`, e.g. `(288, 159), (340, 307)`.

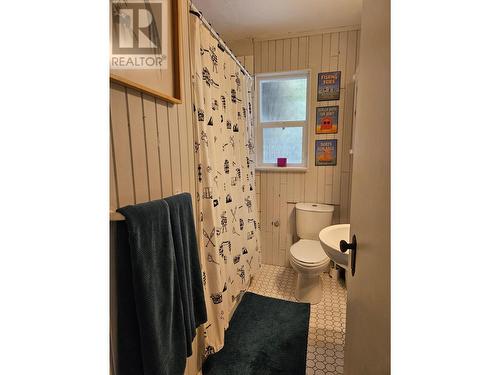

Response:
(290, 239), (329, 267)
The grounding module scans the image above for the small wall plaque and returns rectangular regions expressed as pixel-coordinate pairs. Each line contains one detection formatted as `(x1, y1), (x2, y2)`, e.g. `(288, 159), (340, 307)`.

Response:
(317, 71), (341, 101)
(315, 139), (337, 166)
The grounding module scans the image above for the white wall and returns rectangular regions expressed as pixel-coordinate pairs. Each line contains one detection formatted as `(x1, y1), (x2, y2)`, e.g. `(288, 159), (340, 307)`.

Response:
(234, 28), (360, 266)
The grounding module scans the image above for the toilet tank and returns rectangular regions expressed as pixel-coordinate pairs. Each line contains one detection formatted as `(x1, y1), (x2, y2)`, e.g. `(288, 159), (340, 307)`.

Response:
(295, 202), (334, 240)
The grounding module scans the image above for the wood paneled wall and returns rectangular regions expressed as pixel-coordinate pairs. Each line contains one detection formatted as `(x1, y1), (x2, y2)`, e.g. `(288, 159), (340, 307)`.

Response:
(237, 29), (360, 267)
(110, 1), (203, 374)
(109, 0), (196, 212)
(110, 0), (196, 214)
(109, 83), (196, 211)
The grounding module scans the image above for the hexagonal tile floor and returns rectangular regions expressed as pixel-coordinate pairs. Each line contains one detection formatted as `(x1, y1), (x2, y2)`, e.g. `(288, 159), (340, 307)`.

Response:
(248, 264), (347, 375)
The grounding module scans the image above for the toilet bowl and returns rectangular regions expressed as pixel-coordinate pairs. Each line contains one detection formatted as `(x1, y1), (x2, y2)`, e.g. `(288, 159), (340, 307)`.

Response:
(289, 203), (334, 304)
(290, 239), (330, 304)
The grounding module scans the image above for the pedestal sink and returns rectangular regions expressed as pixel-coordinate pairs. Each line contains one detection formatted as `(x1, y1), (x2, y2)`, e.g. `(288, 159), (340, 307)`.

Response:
(319, 224), (350, 270)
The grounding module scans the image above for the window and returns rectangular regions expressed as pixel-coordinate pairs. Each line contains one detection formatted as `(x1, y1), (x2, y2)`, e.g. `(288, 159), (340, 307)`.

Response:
(255, 70), (310, 169)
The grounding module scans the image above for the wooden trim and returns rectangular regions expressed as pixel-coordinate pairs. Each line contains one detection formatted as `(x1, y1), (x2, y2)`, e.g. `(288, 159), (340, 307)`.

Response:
(256, 167), (308, 173)
(110, 0), (184, 105)
(171, 0), (183, 103)
(247, 25), (361, 43)
(110, 74), (182, 104)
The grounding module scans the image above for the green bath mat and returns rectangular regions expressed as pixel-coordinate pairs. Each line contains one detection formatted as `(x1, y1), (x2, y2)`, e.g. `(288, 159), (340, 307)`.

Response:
(203, 292), (310, 375)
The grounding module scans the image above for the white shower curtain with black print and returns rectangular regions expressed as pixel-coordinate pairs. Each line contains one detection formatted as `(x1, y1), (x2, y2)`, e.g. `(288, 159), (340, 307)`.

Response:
(189, 13), (261, 355)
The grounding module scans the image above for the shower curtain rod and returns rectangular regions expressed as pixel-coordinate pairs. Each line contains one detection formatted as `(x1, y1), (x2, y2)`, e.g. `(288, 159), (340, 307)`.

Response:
(189, 2), (253, 79)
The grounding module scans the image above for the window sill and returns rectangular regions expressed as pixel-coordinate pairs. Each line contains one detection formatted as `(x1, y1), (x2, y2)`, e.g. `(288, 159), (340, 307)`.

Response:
(255, 166), (308, 173)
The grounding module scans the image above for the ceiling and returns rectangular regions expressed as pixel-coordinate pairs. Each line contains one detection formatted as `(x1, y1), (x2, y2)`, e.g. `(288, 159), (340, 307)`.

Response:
(193, 0), (362, 41)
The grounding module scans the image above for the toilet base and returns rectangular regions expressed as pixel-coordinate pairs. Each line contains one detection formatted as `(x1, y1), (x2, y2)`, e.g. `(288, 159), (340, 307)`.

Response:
(295, 273), (323, 304)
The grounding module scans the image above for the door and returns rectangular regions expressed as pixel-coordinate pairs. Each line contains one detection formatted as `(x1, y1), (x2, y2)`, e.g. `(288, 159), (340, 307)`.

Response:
(343, 0), (390, 374)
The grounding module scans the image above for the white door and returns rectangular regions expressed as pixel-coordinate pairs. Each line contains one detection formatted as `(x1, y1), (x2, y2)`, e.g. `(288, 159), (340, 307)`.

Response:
(343, 0), (390, 374)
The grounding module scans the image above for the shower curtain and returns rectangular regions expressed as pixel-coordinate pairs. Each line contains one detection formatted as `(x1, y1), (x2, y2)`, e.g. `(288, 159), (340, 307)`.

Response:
(189, 13), (261, 355)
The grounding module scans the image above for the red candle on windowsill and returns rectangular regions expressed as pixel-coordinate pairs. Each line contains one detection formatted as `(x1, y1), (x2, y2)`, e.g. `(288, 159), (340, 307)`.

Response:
(277, 158), (287, 167)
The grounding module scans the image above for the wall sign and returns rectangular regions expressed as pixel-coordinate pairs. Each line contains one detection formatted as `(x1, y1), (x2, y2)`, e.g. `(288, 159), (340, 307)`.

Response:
(317, 71), (341, 101)
(110, 0), (183, 104)
(315, 106), (339, 134)
(315, 139), (337, 166)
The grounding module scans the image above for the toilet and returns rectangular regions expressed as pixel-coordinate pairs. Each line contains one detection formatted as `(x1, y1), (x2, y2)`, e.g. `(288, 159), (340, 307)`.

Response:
(289, 202), (334, 304)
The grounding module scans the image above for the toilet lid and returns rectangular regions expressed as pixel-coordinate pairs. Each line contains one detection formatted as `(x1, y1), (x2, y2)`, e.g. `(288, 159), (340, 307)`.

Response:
(290, 240), (329, 264)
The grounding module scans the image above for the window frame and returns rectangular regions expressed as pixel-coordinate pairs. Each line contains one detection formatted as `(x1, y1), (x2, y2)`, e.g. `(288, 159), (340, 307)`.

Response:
(255, 69), (310, 171)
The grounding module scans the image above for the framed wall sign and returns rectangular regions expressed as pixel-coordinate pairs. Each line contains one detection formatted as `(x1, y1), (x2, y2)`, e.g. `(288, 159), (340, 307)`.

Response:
(317, 71), (341, 101)
(315, 139), (337, 166)
(110, 0), (183, 104)
(315, 106), (339, 134)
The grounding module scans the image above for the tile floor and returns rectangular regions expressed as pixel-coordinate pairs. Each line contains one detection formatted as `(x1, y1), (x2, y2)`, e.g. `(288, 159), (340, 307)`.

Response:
(248, 264), (347, 375)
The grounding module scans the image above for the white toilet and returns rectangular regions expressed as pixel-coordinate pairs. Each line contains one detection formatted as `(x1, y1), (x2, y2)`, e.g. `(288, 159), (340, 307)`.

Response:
(289, 202), (334, 304)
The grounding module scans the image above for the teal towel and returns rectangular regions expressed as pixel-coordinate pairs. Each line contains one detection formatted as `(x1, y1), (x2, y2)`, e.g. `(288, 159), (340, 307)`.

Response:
(116, 193), (207, 375)
(164, 193), (207, 353)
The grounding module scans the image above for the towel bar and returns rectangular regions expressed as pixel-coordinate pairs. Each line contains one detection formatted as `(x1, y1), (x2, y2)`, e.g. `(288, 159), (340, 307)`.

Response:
(110, 211), (126, 221)
(110, 191), (184, 221)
